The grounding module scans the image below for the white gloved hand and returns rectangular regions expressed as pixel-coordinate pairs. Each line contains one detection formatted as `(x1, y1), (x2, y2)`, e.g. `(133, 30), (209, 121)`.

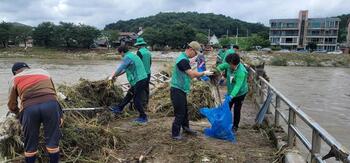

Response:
(108, 74), (115, 80)
(203, 71), (214, 76)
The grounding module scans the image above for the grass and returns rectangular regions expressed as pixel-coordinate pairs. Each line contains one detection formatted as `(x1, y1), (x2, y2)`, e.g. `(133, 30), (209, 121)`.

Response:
(0, 47), (122, 60)
(266, 52), (350, 67)
(270, 56), (288, 66)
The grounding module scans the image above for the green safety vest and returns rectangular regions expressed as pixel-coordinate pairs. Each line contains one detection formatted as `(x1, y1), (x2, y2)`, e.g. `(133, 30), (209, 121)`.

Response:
(138, 47), (152, 74)
(216, 49), (226, 64)
(217, 62), (248, 97)
(124, 51), (147, 86)
(170, 52), (191, 94)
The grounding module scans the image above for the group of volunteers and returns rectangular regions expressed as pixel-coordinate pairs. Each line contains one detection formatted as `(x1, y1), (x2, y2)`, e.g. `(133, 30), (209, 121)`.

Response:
(7, 37), (248, 162)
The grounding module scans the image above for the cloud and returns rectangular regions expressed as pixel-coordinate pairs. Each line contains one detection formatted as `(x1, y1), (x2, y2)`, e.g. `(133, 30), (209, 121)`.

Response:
(0, 0), (349, 28)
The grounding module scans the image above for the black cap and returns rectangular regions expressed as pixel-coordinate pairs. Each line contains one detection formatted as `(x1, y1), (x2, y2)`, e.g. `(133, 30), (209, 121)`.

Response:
(232, 45), (239, 49)
(12, 62), (29, 75)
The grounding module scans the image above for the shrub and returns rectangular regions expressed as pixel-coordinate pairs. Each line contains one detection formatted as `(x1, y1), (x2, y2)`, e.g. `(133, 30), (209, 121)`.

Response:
(271, 56), (287, 66)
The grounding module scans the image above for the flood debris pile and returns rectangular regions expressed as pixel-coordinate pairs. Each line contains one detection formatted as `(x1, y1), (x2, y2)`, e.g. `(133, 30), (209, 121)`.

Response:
(0, 115), (23, 159)
(59, 112), (127, 162)
(159, 63), (173, 77)
(58, 78), (124, 108)
(149, 80), (216, 121)
(0, 111), (128, 162)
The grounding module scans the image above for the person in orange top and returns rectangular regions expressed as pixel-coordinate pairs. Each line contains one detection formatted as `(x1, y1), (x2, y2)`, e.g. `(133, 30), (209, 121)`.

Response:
(8, 62), (62, 163)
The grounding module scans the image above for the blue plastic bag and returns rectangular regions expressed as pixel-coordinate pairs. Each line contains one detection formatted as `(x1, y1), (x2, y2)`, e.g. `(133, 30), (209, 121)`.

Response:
(200, 95), (236, 143)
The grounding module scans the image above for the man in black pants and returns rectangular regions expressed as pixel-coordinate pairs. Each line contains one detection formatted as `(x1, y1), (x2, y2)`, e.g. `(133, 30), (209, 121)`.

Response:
(229, 94), (246, 131)
(109, 46), (149, 123)
(170, 41), (213, 140)
(134, 37), (152, 109)
(216, 53), (248, 132)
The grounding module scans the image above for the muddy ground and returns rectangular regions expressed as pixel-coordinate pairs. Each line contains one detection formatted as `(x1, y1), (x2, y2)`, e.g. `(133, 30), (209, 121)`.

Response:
(104, 98), (277, 163)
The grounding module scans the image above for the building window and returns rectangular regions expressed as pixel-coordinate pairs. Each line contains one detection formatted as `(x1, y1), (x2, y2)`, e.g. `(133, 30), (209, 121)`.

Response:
(309, 21), (321, 28)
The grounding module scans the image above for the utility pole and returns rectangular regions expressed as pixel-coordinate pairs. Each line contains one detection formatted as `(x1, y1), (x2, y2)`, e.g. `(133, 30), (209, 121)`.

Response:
(236, 27), (238, 45)
(208, 28), (211, 40)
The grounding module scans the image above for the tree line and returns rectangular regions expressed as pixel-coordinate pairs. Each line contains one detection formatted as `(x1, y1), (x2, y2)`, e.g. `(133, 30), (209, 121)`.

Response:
(1, 12), (349, 50)
(105, 12), (269, 49)
(105, 12), (268, 38)
(0, 21), (120, 49)
(0, 22), (32, 48)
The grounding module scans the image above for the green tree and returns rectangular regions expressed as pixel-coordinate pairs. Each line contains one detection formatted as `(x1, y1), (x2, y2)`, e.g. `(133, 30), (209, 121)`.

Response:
(0, 22), (12, 48)
(102, 30), (119, 47)
(166, 23), (196, 48)
(10, 25), (33, 46)
(56, 22), (78, 48)
(75, 24), (100, 48)
(143, 24), (196, 49)
(307, 42), (317, 52)
(219, 36), (235, 46)
(337, 14), (350, 43)
(247, 34), (270, 48)
(256, 31), (269, 40)
(142, 27), (161, 50)
(105, 12), (268, 39)
(195, 33), (208, 44)
(33, 22), (57, 46)
(219, 35), (270, 51)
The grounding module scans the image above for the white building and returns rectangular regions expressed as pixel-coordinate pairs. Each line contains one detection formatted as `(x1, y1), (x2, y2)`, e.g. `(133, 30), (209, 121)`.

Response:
(209, 34), (219, 45)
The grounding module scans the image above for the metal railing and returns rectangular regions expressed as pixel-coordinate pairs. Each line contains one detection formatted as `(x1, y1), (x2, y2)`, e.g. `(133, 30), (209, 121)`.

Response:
(249, 67), (350, 163)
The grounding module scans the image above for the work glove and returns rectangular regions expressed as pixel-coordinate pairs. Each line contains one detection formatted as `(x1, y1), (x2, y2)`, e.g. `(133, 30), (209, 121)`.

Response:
(108, 74), (115, 81)
(60, 118), (64, 127)
(203, 70), (214, 76)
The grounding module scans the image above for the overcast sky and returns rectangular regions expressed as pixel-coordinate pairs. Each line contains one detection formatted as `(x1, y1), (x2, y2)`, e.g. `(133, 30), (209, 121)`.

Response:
(0, 0), (349, 29)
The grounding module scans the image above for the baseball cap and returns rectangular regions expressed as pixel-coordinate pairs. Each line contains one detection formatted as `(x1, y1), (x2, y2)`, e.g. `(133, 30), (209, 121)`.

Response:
(188, 41), (201, 54)
(12, 62), (29, 75)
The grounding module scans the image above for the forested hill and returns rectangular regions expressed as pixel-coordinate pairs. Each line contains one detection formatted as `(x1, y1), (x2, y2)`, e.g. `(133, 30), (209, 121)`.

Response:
(104, 12), (269, 37)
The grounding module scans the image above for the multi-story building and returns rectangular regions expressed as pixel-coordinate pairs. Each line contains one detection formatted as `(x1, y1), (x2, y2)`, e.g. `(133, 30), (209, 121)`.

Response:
(269, 10), (340, 51)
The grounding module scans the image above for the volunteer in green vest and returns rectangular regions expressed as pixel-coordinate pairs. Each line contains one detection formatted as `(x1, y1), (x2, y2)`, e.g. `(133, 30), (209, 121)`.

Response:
(109, 45), (148, 123)
(216, 45), (228, 66)
(170, 41), (213, 140)
(216, 52), (248, 132)
(218, 48), (235, 85)
(134, 37), (152, 108)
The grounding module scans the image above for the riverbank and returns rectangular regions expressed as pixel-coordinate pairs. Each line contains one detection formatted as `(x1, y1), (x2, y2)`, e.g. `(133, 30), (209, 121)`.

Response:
(2, 47), (350, 68)
(0, 47), (180, 61)
(243, 52), (350, 68)
(0, 47), (122, 60)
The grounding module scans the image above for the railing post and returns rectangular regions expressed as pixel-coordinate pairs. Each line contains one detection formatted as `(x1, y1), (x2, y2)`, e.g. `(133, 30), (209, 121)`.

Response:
(288, 108), (296, 147)
(311, 129), (321, 163)
(253, 78), (260, 110)
(275, 95), (281, 108)
(266, 87), (271, 114)
(253, 79), (258, 96)
(274, 109), (280, 126)
(259, 81), (265, 104)
(274, 96), (281, 126)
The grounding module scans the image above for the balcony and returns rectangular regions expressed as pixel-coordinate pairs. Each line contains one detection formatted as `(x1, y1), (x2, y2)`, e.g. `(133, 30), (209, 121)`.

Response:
(270, 27), (299, 30)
